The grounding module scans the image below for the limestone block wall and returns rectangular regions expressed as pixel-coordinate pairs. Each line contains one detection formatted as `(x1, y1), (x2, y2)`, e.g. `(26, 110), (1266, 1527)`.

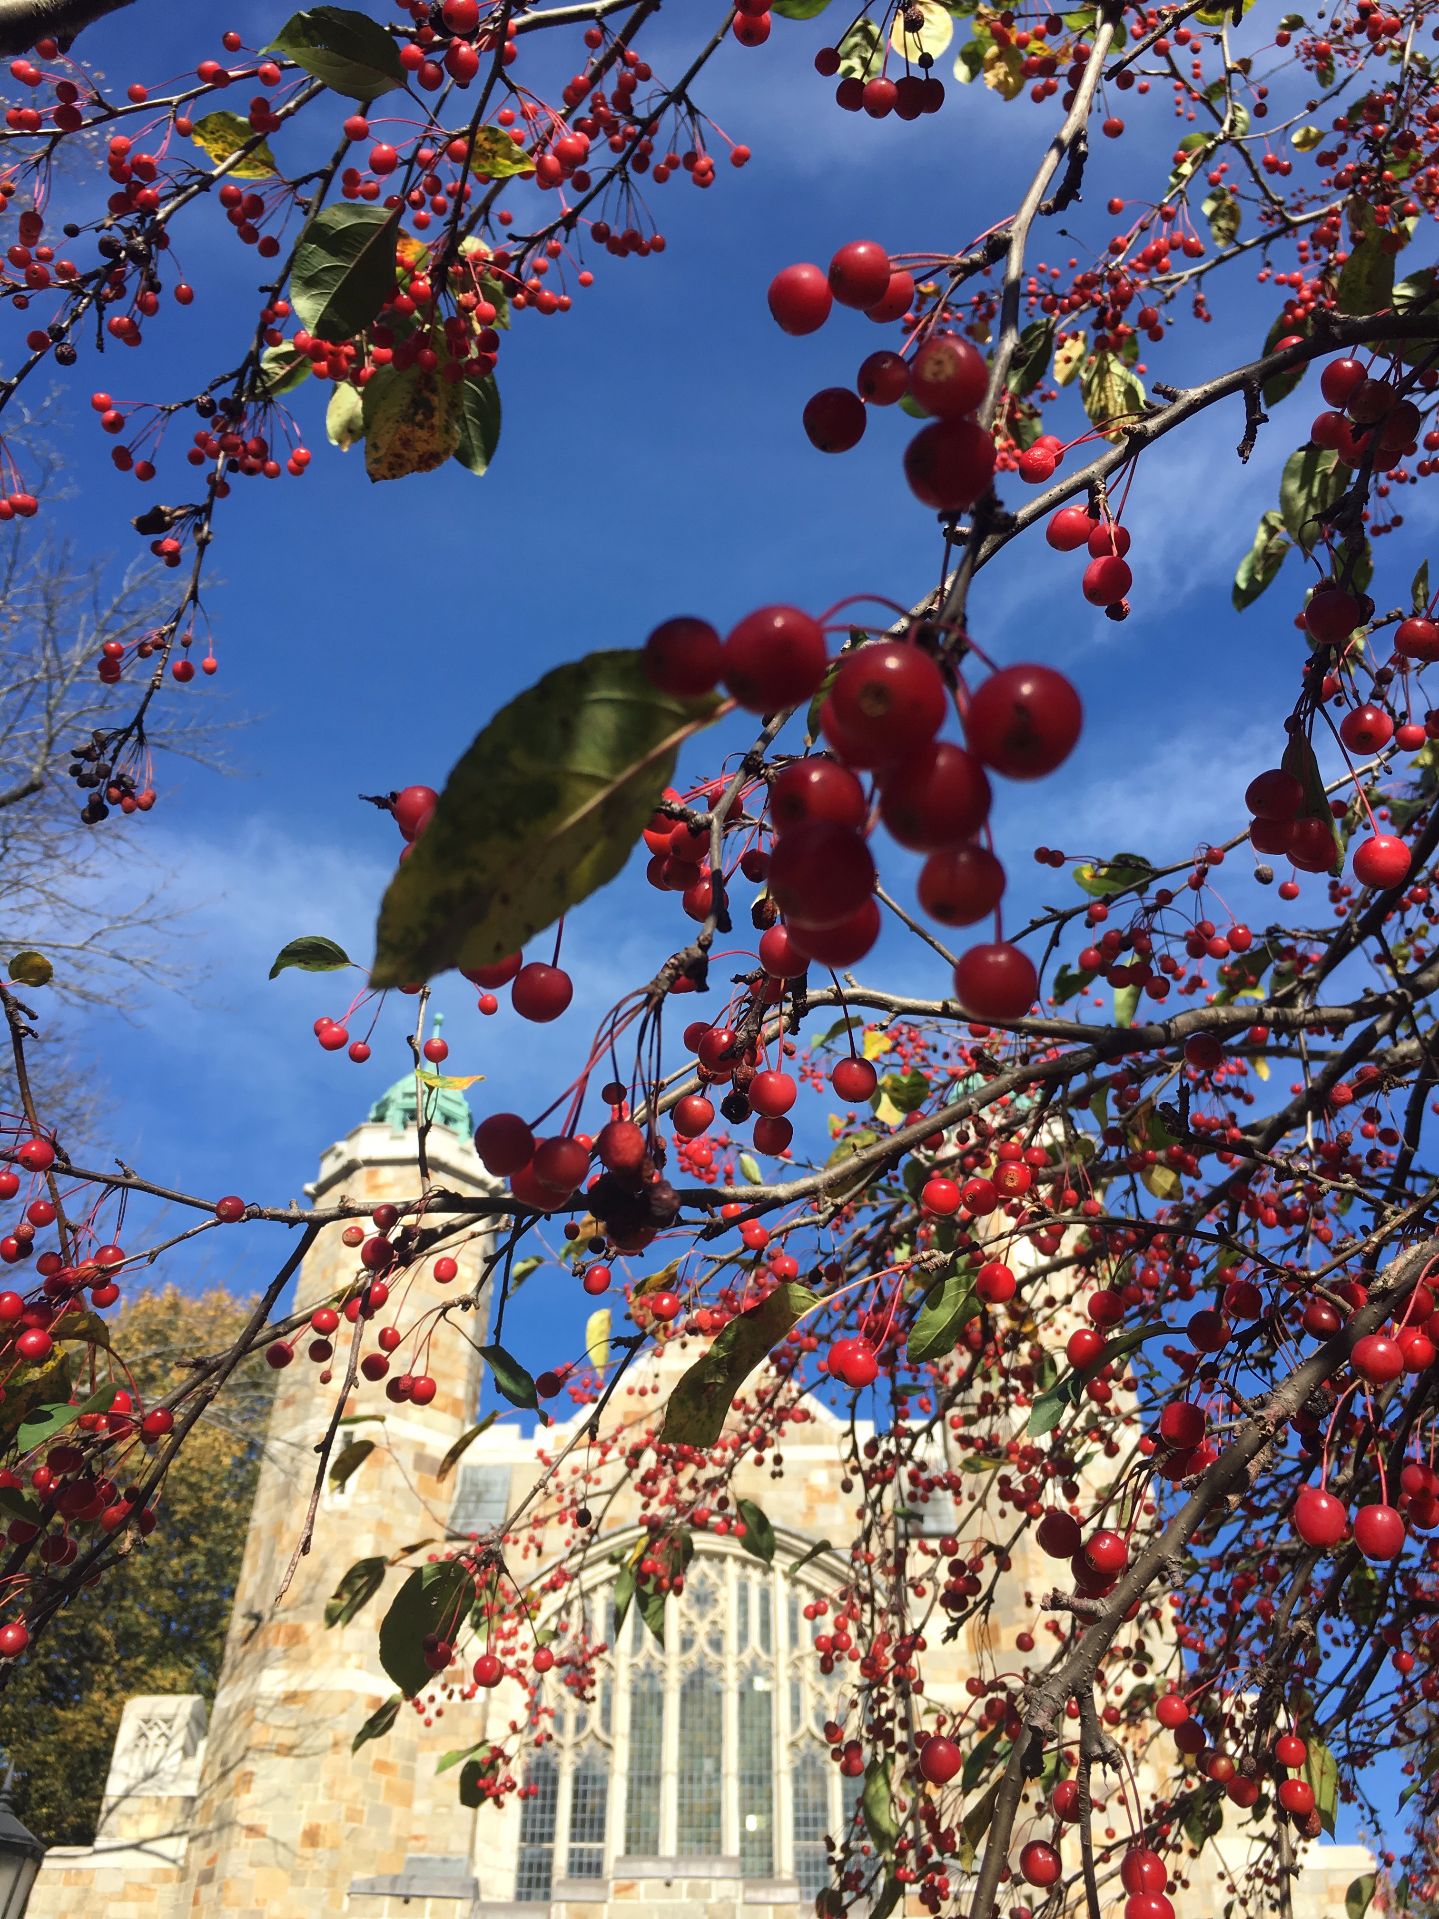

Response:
(170, 1120), (495, 1919)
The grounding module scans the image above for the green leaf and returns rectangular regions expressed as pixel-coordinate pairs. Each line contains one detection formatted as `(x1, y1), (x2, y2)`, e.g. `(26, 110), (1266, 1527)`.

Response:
(437, 1739), (492, 1775)
(836, 15), (884, 77)
(1261, 311), (1310, 408)
(907, 1265), (979, 1365)
(453, 375), (502, 476)
(326, 380), (365, 450)
(190, 110), (277, 178)
(371, 650), (719, 985)
(789, 1537), (834, 1574)
(480, 1344), (538, 1411)
(1304, 1738), (1339, 1836)
(736, 1497), (776, 1564)
(256, 340), (312, 399)
(329, 1437), (375, 1489)
(378, 1559), (472, 1694)
(772, 0), (834, 13)
(962, 1726), (1006, 1792)
(438, 1412), (499, 1483)
(1279, 444), (1344, 552)
(613, 1561), (636, 1637)
(862, 1757), (898, 1853)
(465, 125), (537, 179)
(1337, 199), (1396, 316)
(1081, 349), (1146, 440)
(1027, 1370), (1082, 1436)
(1346, 1877), (1376, 1919)
(290, 203), (399, 344)
(1073, 852), (1154, 898)
(459, 1749), (500, 1805)
(326, 1555), (387, 1628)
(270, 7), (405, 100)
(811, 1015), (864, 1049)
(660, 1283), (817, 1450)
(1168, 130), (1216, 190)
(872, 1068), (930, 1123)
(269, 935), (351, 979)
(1202, 188), (1241, 249)
(1183, 1789), (1224, 1848)
(1413, 559), (1430, 615)
(17, 1383), (118, 1454)
(1112, 982), (1141, 1028)
(638, 1582), (667, 1646)
(362, 364), (460, 483)
(738, 1153), (763, 1185)
(1053, 962), (1097, 1004)
(351, 1693), (401, 1750)
(1006, 318), (1055, 398)
(826, 1128), (878, 1167)
(871, 1877), (903, 1919)
(0, 1484), (40, 1527)
(1233, 508), (1291, 611)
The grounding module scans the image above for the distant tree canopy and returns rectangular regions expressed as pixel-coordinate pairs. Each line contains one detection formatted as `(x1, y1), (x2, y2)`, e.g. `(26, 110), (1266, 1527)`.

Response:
(0, 1285), (273, 1846)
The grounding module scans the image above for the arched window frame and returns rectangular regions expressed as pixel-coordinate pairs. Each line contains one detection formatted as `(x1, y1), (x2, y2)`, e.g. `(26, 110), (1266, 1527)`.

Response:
(511, 1531), (858, 1901)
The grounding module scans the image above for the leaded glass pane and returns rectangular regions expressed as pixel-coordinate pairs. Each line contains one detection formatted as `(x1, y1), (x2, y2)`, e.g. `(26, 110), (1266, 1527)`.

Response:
(568, 1748), (609, 1878)
(792, 1745), (829, 1898)
(739, 1662), (774, 1875)
(515, 1749), (558, 1902)
(676, 1665), (723, 1853)
(625, 1664), (664, 1854)
(756, 1577), (772, 1654)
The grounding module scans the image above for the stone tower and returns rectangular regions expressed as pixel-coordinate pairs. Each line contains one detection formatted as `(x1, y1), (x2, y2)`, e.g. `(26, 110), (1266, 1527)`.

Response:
(169, 1077), (494, 1918)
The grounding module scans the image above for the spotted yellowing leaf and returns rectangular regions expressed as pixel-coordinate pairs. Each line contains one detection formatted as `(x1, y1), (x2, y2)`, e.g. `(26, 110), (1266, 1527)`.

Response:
(466, 125), (537, 178)
(363, 365), (460, 482)
(190, 110), (277, 178)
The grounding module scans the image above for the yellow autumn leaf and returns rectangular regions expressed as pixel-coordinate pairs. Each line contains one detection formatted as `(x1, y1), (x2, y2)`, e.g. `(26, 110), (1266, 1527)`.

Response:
(873, 1092), (906, 1127)
(863, 1028), (893, 1061)
(1053, 334), (1085, 387)
(415, 1069), (486, 1090)
(890, 0), (953, 60)
(585, 1308), (611, 1372)
(981, 43), (1024, 99)
(1291, 124), (1323, 151)
(395, 233), (429, 270)
(190, 110), (277, 179)
(1252, 1056), (1270, 1081)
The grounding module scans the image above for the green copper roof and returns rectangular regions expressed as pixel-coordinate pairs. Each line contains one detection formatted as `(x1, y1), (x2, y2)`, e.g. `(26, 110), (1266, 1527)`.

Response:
(367, 1015), (474, 1140)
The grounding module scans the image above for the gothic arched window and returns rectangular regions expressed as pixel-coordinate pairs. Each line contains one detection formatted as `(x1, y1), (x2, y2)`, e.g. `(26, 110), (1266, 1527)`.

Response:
(514, 1543), (855, 1900)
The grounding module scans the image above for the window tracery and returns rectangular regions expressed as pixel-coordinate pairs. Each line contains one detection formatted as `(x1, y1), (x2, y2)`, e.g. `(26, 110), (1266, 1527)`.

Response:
(513, 1542), (854, 1901)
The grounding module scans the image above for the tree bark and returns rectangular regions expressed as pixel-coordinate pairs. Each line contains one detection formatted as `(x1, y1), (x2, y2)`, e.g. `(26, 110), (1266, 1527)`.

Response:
(0, 0), (137, 55)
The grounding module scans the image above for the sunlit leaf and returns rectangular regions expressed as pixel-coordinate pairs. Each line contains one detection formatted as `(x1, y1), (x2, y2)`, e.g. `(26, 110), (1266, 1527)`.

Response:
(890, 0), (952, 59)
(270, 6), (405, 100)
(1233, 509), (1291, 611)
(372, 651), (719, 984)
(190, 110), (277, 178)
(269, 934), (351, 979)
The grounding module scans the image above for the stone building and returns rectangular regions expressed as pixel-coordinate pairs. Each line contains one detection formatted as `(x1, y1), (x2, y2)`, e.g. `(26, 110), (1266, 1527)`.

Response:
(25, 1090), (1372, 1919)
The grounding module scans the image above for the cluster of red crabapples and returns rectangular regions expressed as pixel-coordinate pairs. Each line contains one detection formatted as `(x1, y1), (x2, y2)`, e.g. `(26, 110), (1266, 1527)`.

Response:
(767, 242), (1000, 520)
(641, 607), (1081, 1025)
